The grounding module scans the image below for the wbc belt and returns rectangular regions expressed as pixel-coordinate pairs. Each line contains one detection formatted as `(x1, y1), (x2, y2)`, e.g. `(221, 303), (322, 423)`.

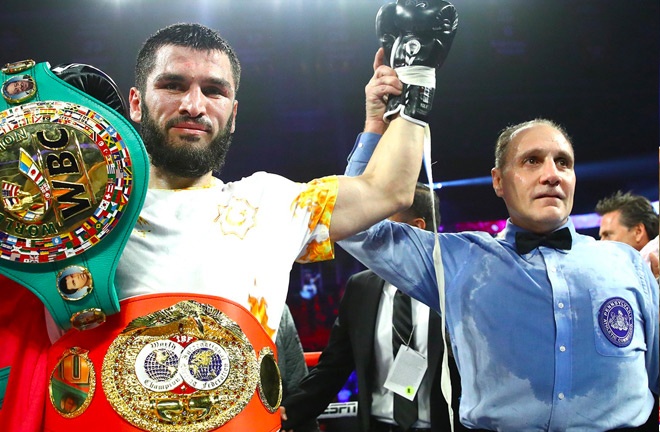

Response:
(44, 293), (282, 432)
(0, 59), (149, 330)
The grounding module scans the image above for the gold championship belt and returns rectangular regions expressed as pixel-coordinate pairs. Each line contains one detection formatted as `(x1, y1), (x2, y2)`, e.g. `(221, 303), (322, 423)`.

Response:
(45, 294), (283, 432)
(0, 62), (282, 431)
(0, 60), (149, 331)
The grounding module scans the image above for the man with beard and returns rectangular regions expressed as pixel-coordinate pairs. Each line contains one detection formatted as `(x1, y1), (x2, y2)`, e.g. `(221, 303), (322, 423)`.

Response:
(114, 22), (428, 342)
(25, 16), (457, 431)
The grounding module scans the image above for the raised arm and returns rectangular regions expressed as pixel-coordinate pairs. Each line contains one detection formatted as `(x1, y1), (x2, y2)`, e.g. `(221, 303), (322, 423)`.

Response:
(331, 116), (424, 241)
(329, 0), (458, 241)
(329, 44), (421, 241)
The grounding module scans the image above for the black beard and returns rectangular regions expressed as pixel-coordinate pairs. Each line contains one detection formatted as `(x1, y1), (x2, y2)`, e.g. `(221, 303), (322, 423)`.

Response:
(139, 104), (234, 178)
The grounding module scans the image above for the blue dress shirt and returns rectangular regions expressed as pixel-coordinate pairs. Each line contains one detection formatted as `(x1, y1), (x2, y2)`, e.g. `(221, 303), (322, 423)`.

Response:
(339, 132), (659, 431)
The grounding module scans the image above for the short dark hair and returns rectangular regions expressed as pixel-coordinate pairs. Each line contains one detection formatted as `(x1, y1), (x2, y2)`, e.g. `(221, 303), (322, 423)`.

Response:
(135, 23), (241, 94)
(399, 183), (441, 232)
(494, 118), (572, 170)
(595, 190), (659, 239)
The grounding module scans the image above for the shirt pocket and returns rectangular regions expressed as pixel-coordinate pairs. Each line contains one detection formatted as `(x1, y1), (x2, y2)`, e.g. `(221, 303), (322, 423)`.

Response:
(587, 287), (646, 357)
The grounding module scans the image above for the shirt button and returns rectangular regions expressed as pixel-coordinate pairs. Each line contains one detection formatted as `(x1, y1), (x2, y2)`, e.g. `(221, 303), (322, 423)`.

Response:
(558, 393), (565, 400)
(549, 266), (556, 272)
(559, 345), (566, 352)
(558, 302), (564, 309)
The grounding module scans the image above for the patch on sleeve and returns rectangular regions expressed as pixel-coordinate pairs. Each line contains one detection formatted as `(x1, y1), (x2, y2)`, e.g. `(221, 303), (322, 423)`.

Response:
(598, 297), (634, 347)
(293, 176), (337, 263)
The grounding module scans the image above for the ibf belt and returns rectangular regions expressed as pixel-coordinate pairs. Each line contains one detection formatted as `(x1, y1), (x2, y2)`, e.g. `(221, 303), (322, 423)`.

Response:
(45, 293), (282, 432)
(0, 59), (149, 330)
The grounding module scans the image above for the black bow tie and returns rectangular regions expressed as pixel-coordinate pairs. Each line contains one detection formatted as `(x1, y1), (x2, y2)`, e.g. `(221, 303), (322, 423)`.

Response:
(515, 227), (572, 254)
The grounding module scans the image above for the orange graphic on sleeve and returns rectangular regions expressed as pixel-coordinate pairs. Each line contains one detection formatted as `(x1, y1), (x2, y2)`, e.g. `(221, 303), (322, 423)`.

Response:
(297, 239), (334, 264)
(293, 176), (337, 263)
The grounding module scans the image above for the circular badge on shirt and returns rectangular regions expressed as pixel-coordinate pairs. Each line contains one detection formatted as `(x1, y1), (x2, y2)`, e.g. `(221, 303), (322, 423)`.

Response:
(598, 297), (634, 347)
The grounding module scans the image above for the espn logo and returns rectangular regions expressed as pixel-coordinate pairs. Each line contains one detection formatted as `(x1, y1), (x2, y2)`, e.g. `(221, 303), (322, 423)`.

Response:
(317, 401), (358, 419)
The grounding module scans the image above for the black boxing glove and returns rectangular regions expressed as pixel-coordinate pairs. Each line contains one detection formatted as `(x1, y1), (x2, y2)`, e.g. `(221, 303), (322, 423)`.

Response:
(51, 63), (128, 118)
(377, 0), (458, 127)
(376, 2), (398, 67)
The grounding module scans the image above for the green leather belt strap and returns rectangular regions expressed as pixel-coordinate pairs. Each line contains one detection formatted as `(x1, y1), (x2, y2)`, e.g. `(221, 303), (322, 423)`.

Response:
(0, 366), (8, 409)
(0, 60), (148, 331)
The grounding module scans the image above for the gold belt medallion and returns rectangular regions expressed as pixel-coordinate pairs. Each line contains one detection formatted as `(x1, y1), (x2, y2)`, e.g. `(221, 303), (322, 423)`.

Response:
(102, 301), (262, 431)
(0, 100), (134, 263)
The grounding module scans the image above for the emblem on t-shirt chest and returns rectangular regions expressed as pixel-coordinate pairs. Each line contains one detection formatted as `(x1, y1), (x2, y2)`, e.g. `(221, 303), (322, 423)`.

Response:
(215, 197), (257, 239)
(598, 297), (634, 347)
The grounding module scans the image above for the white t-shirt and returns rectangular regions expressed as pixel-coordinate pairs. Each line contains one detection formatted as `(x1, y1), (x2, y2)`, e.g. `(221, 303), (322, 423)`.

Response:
(114, 172), (336, 340)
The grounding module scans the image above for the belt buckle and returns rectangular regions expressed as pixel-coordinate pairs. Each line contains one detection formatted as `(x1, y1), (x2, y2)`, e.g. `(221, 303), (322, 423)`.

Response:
(102, 300), (281, 430)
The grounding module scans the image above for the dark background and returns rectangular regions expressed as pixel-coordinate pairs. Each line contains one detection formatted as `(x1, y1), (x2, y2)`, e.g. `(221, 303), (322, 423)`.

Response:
(3, 0), (658, 351)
